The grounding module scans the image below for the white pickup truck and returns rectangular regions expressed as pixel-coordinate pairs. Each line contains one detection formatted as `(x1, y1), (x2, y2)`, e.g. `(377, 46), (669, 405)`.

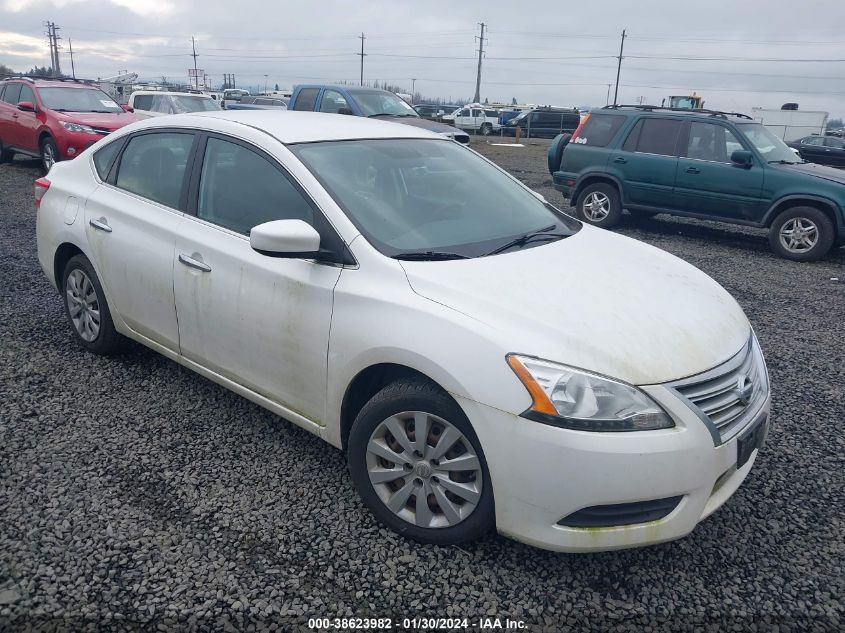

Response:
(450, 104), (502, 135)
(127, 91), (220, 118)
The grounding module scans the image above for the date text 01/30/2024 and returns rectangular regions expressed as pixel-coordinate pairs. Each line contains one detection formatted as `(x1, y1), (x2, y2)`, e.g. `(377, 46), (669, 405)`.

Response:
(307, 617), (528, 630)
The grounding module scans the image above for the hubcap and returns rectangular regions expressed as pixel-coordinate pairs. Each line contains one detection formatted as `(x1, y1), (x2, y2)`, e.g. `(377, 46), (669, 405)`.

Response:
(366, 411), (483, 529)
(583, 191), (610, 221)
(779, 217), (818, 253)
(65, 269), (101, 342)
(43, 143), (56, 172)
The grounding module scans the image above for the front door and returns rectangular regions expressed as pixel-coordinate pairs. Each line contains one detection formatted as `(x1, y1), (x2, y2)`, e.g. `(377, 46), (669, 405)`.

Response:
(83, 130), (196, 350)
(13, 84), (40, 152)
(674, 121), (765, 221)
(173, 135), (342, 424)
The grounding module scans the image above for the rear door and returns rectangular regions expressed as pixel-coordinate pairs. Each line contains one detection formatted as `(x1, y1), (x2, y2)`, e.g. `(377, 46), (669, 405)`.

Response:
(0, 82), (23, 149)
(83, 130), (196, 351)
(674, 121), (765, 221)
(609, 117), (683, 209)
(454, 108), (471, 129)
(822, 136), (845, 166)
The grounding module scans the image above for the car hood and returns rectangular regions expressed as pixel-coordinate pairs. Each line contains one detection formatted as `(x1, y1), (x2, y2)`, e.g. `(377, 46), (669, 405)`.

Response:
(773, 161), (845, 185)
(58, 111), (137, 130)
(379, 116), (466, 136)
(400, 226), (750, 385)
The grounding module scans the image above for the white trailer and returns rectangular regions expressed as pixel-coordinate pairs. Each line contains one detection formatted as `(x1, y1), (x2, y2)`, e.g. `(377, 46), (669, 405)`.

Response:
(751, 108), (829, 142)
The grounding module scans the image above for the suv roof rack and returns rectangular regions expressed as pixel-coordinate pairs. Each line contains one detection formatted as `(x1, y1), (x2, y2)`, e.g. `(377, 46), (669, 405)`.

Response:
(1, 75), (99, 85)
(602, 104), (753, 120)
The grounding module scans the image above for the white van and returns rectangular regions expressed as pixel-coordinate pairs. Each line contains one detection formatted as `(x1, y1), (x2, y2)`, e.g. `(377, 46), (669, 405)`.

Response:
(128, 91), (220, 118)
(452, 104), (502, 135)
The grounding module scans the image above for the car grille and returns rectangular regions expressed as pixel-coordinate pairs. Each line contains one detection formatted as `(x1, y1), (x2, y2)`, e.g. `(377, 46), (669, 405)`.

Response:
(669, 335), (768, 444)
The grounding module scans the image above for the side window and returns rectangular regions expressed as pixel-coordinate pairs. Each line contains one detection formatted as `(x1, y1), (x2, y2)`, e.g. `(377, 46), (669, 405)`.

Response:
(294, 88), (319, 111)
(92, 139), (123, 180)
(724, 128), (743, 157)
(132, 95), (153, 110)
(319, 90), (348, 114)
(687, 122), (724, 161)
(197, 137), (314, 235)
(635, 118), (683, 156)
(115, 132), (194, 208)
(471, 109), (482, 117)
(576, 113), (626, 147)
(805, 137), (823, 146)
(485, 110), (497, 118)
(824, 137), (844, 148)
(18, 85), (35, 104)
(1, 83), (21, 104)
(622, 120), (643, 151)
(151, 95), (174, 114)
(459, 109), (470, 117)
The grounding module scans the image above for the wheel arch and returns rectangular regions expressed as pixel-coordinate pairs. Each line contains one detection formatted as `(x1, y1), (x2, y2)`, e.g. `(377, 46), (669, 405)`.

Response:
(53, 242), (85, 292)
(38, 129), (55, 147)
(339, 363), (450, 452)
(762, 195), (842, 229)
(572, 173), (623, 206)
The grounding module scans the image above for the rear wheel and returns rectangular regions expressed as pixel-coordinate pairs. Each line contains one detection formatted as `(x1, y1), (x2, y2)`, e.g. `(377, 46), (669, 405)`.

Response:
(479, 122), (493, 136)
(62, 254), (129, 354)
(768, 206), (834, 262)
(0, 138), (13, 163)
(40, 136), (58, 173)
(347, 378), (494, 545)
(576, 182), (622, 229)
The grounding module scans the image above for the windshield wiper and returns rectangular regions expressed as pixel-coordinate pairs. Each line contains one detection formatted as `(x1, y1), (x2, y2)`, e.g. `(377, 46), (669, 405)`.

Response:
(367, 113), (394, 118)
(484, 225), (566, 256)
(394, 251), (470, 261)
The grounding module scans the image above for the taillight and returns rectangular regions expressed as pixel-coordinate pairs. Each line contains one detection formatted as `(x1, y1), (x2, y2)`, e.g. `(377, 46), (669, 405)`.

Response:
(34, 177), (51, 209)
(571, 112), (590, 141)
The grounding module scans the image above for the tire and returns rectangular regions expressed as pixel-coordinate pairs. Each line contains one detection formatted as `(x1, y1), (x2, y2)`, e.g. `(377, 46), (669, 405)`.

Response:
(40, 136), (58, 173)
(576, 182), (623, 228)
(347, 377), (495, 546)
(0, 139), (13, 163)
(61, 254), (129, 354)
(768, 206), (834, 262)
(547, 133), (571, 174)
(479, 123), (493, 136)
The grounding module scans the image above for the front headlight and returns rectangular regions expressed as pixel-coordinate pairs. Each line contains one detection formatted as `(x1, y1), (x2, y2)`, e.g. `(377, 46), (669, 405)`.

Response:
(507, 355), (674, 431)
(61, 121), (96, 134)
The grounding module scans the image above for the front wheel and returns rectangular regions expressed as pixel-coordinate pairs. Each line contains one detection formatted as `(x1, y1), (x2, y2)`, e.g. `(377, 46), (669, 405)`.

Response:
(347, 378), (494, 545)
(768, 206), (834, 262)
(576, 182), (622, 228)
(479, 123), (493, 136)
(40, 137), (58, 173)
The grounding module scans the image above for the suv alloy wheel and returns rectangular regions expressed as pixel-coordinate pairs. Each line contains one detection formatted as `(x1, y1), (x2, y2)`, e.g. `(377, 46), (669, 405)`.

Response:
(576, 182), (623, 228)
(768, 206), (835, 262)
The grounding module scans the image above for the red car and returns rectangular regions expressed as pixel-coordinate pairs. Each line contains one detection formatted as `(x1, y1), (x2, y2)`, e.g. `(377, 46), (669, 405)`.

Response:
(0, 77), (137, 172)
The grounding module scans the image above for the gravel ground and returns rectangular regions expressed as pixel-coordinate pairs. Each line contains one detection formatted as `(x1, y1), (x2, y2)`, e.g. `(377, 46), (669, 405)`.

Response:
(1, 147), (843, 632)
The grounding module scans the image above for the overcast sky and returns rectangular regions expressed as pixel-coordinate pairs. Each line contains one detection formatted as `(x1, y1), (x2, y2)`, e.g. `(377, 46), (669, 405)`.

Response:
(2, 0), (844, 117)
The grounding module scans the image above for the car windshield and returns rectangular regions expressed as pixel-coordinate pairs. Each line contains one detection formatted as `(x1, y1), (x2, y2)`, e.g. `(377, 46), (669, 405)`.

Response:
(736, 123), (801, 163)
(166, 95), (220, 113)
(291, 139), (579, 258)
(349, 90), (419, 117)
(38, 87), (123, 113)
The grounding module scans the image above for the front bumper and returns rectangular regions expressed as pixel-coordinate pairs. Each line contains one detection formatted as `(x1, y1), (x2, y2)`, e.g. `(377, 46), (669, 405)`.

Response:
(454, 386), (770, 553)
(56, 131), (108, 160)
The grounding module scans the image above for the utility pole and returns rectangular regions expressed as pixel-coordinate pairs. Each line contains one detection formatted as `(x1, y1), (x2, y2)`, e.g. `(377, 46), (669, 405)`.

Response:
(45, 22), (56, 75)
(191, 36), (199, 90)
(606, 84), (611, 105)
(357, 33), (366, 86)
(612, 29), (626, 107)
(264, 74), (268, 93)
(68, 38), (75, 78)
(411, 78), (416, 97)
(51, 23), (62, 76)
(473, 22), (486, 103)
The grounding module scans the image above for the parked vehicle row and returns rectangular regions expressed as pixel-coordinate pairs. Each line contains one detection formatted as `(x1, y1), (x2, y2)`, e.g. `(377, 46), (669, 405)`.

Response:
(35, 110), (770, 553)
(127, 91), (220, 118)
(787, 135), (845, 167)
(503, 107), (581, 138)
(225, 95), (288, 111)
(549, 105), (845, 261)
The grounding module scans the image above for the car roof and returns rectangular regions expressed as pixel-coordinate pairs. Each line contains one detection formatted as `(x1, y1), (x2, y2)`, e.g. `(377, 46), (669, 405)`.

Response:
(1, 77), (100, 89)
(597, 106), (754, 122)
(130, 110), (440, 144)
(132, 91), (212, 97)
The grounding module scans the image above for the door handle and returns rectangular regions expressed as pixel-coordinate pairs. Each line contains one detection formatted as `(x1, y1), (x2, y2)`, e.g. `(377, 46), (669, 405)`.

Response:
(178, 253), (212, 272)
(613, 157), (627, 164)
(89, 217), (112, 233)
(685, 167), (701, 174)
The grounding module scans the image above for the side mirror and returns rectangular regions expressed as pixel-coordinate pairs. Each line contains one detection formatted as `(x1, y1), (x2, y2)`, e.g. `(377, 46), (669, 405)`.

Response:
(17, 101), (35, 112)
(731, 150), (754, 168)
(250, 219), (321, 258)
(121, 104), (134, 113)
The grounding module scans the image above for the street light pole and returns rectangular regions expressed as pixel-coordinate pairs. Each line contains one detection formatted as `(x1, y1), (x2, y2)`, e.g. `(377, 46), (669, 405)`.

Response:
(264, 74), (268, 93)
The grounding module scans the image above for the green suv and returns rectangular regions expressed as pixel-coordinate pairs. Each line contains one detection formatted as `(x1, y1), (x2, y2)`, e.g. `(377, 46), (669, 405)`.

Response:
(549, 105), (845, 261)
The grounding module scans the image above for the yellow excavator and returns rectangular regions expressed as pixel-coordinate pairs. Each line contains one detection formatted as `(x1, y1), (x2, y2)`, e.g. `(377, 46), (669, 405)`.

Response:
(663, 93), (705, 109)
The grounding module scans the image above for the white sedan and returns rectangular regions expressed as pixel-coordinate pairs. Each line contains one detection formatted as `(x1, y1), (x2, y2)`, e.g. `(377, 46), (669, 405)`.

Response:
(35, 111), (771, 552)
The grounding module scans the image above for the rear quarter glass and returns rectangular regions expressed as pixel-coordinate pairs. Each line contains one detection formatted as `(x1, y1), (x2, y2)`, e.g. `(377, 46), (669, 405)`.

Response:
(572, 114), (627, 147)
